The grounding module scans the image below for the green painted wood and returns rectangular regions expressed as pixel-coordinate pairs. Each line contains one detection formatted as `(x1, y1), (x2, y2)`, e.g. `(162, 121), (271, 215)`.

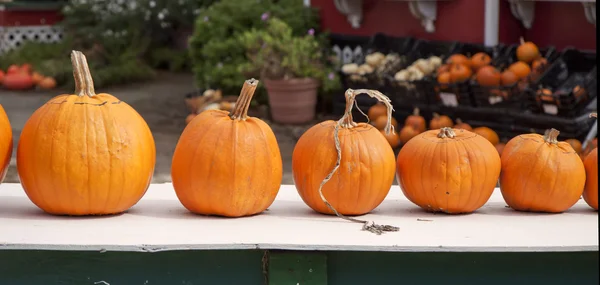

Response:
(0, 250), (597, 285)
(268, 250), (327, 285)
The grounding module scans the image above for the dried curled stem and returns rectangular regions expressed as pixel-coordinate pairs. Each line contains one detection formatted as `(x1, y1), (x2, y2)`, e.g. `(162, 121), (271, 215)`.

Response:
(544, 128), (560, 144)
(317, 88), (399, 235)
(70, 50), (96, 97)
(437, 127), (456, 139)
(230, 78), (259, 120)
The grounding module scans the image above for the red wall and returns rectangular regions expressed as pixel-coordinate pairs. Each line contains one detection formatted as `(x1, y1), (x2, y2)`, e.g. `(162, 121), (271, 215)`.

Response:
(312, 0), (596, 51)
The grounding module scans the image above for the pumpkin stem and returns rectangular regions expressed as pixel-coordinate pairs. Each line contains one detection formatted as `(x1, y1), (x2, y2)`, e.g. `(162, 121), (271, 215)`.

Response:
(432, 112), (440, 119)
(316, 88), (399, 235)
(229, 78), (259, 120)
(456, 118), (463, 124)
(519, 37), (525, 45)
(413, 107), (420, 116)
(544, 128), (560, 144)
(340, 88), (395, 135)
(70, 50), (96, 97)
(437, 127), (456, 139)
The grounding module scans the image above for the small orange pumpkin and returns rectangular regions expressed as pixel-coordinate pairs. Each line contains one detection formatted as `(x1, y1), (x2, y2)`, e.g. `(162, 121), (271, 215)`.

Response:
(398, 125), (419, 145)
(449, 63), (472, 83)
(500, 70), (519, 86)
(473, 126), (500, 146)
(2, 72), (34, 90)
(454, 118), (472, 131)
(397, 128), (501, 213)
(17, 51), (156, 216)
(516, 37), (540, 64)
(429, 113), (453, 129)
(476, 66), (501, 87)
(373, 115), (398, 131)
(565, 138), (583, 154)
(532, 57), (548, 73)
(437, 71), (451, 85)
(38, 76), (57, 90)
(380, 129), (401, 148)
(31, 72), (44, 84)
(500, 128), (585, 213)
(405, 107), (426, 133)
(470, 52), (492, 71)
(172, 79), (282, 217)
(368, 103), (387, 120)
(185, 113), (196, 124)
(0, 104), (12, 183)
(508, 61), (531, 80)
(446, 54), (471, 68)
(293, 89), (396, 216)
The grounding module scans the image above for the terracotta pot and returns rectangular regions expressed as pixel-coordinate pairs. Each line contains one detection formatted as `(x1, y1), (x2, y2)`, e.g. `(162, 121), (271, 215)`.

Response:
(264, 78), (319, 124)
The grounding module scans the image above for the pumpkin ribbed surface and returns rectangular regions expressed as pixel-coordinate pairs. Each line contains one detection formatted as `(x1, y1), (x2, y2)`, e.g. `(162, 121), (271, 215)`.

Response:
(583, 148), (598, 210)
(396, 128), (501, 214)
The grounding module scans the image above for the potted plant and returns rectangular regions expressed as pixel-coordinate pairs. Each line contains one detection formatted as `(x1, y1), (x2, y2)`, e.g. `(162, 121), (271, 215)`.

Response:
(238, 17), (339, 124)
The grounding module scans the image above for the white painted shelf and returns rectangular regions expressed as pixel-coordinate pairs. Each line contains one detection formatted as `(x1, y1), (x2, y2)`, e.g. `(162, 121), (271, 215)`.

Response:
(0, 183), (597, 253)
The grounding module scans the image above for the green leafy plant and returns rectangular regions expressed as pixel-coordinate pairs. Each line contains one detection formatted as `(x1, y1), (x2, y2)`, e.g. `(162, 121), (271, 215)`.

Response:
(238, 17), (340, 93)
(188, 0), (321, 97)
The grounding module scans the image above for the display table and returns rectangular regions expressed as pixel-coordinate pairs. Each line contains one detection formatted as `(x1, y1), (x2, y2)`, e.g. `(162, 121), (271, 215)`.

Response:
(0, 183), (598, 285)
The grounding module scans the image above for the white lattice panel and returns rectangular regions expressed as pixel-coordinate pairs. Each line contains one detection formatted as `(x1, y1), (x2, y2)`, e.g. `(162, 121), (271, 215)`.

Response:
(0, 25), (64, 54)
(331, 44), (364, 66)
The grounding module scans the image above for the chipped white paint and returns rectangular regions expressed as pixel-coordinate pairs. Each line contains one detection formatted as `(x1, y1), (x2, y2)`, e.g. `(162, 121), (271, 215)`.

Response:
(0, 183), (597, 253)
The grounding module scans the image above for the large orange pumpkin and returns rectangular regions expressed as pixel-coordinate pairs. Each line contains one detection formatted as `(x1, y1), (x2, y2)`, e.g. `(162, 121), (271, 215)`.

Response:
(397, 128), (501, 213)
(171, 79), (282, 217)
(499, 129), (586, 213)
(473, 126), (500, 145)
(583, 113), (598, 210)
(292, 89), (396, 216)
(0, 104), (12, 183)
(16, 51), (156, 216)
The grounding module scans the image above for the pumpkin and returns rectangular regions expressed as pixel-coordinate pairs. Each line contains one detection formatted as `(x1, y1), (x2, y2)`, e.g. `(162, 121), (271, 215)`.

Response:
(573, 85), (587, 100)
(20, 64), (33, 75)
(446, 54), (470, 68)
(38, 77), (57, 90)
(185, 113), (196, 124)
(397, 127), (501, 213)
(500, 129), (585, 213)
(368, 103), (387, 120)
(583, 113), (598, 210)
(437, 64), (450, 74)
(172, 79), (282, 217)
(31, 72), (44, 84)
(2, 72), (34, 90)
(581, 138), (598, 158)
(380, 129), (400, 148)
(532, 57), (548, 73)
(16, 51), (156, 216)
(500, 70), (519, 86)
(0, 104), (12, 183)
(470, 52), (492, 71)
(516, 37), (540, 64)
(405, 107), (426, 133)
(565, 138), (583, 154)
(6, 65), (20, 74)
(508, 62), (531, 80)
(449, 63), (472, 83)
(473, 126), (500, 145)
(292, 88), (398, 234)
(429, 113), (453, 129)
(398, 125), (418, 145)
(495, 142), (506, 156)
(437, 71), (451, 84)
(454, 118), (472, 131)
(476, 66), (501, 87)
(373, 115), (398, 131)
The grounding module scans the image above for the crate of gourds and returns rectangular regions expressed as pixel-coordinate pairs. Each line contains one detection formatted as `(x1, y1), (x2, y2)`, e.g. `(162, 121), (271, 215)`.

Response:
(387, 39), (459, 107)
(470, 38), (558, 110)
(526, 48), (597, 118)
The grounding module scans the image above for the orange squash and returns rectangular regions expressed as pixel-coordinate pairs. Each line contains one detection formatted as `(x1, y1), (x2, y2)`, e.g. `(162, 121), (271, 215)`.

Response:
(473, 126), (500, 146)
(565, 138), (583, 154)
(446, 54), (471, 68)
(368, 103), (387, 120)
(380, 129), (401, 148)
(0, 104), (12, 183)
(437, 71), (451, 85)
(470, 52), (492, 71)
(500, 70), (519, 86)
(454, 118), (472, 131)
(429, 113), (453, 129)
(37, 76), (57, 90)
(449, 63), (472, 83)
(293, 89), (396, 216)
(172, 79), (282, 217)
(500, 129), (585, 213)
(17, 51), (156, 216)
(397, 128), (501, 213)
(516, 37), (540, 64)
(373, 115), (398, 130)
(476, 66), (501, 87)
(405, 107), (426, 133)
(583, 113), (598, 210)
(508, 62), (531, 80)
(398, 125), (418, 145)
(31, 72), (44, 84)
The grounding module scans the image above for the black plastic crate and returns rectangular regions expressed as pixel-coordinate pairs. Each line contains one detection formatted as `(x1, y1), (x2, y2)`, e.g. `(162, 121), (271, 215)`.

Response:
(526, 48), (597, 118)
(469, 44), (559, 109)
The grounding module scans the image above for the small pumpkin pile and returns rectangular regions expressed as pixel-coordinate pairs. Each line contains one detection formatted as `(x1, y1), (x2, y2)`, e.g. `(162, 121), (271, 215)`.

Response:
(183, 89), (238, 125)
(0, 64), (57, 91)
